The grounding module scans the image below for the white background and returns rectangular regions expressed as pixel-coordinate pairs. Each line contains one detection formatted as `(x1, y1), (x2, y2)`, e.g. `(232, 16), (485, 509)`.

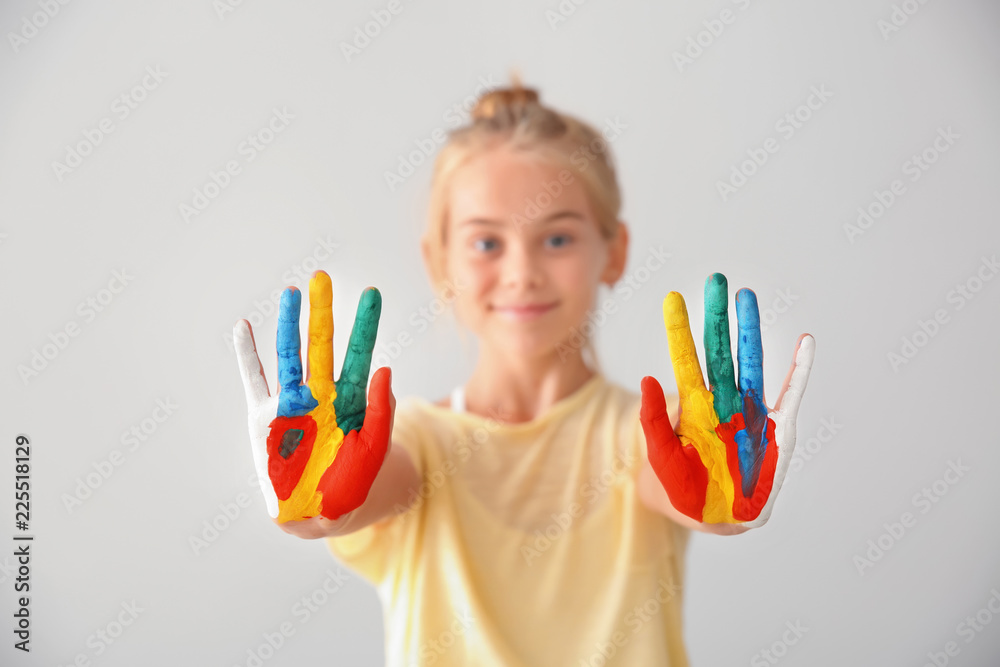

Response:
(1, 0), (999, 665)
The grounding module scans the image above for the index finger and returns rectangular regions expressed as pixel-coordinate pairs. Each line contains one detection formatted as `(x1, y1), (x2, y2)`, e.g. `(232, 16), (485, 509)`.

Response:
(735, 287), (765, 405)
(663, 291), (707, 396)
(277, 287), (305, 393)
(277, 287), (319, 416)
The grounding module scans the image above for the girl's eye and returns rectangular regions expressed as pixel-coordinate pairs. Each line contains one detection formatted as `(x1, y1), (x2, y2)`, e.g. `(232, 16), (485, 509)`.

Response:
(546, 234), (573, 248)
(473, 238), (498, 253)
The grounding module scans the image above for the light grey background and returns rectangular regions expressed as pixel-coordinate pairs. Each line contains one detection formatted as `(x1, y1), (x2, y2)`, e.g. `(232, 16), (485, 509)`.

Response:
(2, 0), (999, 665)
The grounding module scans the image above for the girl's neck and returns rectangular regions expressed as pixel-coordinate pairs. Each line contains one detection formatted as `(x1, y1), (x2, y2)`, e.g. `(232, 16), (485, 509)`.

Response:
(462, 346), (597, 424)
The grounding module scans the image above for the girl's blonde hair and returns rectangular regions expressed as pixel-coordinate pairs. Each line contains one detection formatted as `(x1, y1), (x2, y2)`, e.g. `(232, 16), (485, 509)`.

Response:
(422, 70), (624, 373)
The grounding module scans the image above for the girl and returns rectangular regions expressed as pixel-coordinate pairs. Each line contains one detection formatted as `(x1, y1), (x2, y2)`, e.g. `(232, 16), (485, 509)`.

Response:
(234, 76), (815, 666)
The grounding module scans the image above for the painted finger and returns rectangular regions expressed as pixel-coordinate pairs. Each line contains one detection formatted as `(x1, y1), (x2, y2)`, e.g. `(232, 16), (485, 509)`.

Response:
(233, 319), (270, 406)
(319, 366), (394, 520)
(277, 287), (318, 417)
(663, 292), (707, 396)
(307, 271), (335, 399)
(773, 334), (815, 419)
(234, 319), (280, 518)
(703, 273), (740, 422)
(640, 375), (709, 522)
(735, 288), (765, 405)
(334, 287), (382, 434)
(747, 335), (815, 529)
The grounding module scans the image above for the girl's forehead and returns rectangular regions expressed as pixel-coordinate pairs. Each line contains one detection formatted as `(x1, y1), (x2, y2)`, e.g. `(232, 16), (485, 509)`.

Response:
(448, 151), (589, 218)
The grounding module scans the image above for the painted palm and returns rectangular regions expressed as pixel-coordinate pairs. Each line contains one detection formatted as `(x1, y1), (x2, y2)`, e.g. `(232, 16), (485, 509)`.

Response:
(640, 273), (815, 527)
(234, 271), (392, 523)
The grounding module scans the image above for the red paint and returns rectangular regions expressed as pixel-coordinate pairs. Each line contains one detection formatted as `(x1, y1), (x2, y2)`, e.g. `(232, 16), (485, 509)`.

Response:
(318, 366), (394, 520)
(640, 376), (708, 523)
(266, 415), (317, 500)
(716, 414), (778, 521)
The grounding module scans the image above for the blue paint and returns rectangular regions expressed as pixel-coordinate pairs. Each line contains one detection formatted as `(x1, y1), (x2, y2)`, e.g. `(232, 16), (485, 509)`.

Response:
(277, 287), (318, 417)
(735, 288), (764, 400)
(734, 287), (768, 495)
(735, 389), (770, 495)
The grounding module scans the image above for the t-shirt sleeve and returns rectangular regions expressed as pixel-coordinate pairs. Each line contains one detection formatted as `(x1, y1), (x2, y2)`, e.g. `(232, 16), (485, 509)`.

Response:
(325, 398), (426, 586)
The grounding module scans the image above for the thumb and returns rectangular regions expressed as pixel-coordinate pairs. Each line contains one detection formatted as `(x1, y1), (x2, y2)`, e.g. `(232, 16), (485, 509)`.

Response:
(640, 375), (681, 469)
(316, 367), (394, 520)
(640, 375), (709, 523)
(364, 366), (395, 445)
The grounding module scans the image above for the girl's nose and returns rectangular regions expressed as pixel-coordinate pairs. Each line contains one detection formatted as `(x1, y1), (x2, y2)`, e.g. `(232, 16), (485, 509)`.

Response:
(501, 244), (543, 289)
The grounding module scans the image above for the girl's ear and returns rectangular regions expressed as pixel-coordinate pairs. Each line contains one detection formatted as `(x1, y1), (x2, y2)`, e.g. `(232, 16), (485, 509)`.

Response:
(420, 234), (432, 278)
(601, 220), (629, 286)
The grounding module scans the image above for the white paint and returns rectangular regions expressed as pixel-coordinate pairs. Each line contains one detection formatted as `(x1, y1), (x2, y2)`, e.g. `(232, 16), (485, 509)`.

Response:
(234, 320), (280, 518)
(743, 334), (815, 528)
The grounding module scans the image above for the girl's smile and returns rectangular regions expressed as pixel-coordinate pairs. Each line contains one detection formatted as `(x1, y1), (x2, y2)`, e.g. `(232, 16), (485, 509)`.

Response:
(491, 300), (559, 321)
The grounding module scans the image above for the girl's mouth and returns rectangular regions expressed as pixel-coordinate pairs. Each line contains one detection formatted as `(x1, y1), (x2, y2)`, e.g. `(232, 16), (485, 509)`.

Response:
(492, 301), (558, 321)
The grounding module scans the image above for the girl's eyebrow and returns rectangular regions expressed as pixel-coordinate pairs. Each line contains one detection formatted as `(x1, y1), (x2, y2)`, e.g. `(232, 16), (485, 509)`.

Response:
(460, 210), (586, 227)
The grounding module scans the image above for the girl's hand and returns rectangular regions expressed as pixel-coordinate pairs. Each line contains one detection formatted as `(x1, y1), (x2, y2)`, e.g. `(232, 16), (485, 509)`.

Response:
(233, 270), (394, 527)
(639, 273), (815, 528)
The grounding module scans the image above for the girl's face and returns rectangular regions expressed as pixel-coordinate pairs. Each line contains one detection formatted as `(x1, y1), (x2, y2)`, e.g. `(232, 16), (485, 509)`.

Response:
(439, 144), (626, 361)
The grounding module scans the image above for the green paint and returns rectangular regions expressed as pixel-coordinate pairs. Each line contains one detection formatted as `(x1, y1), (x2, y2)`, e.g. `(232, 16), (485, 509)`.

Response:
(280, 429), (304, 459)
(334, 287), (382, 434)
(703, 273), (741, 422)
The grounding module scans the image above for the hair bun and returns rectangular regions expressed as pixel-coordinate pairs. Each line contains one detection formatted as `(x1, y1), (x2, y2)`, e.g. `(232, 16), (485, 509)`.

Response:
(471, 69), (540, 122)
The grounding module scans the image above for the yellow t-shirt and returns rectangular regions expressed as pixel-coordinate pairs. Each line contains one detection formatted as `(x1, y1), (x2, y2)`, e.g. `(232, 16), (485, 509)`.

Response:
(326, 372), (689, 666)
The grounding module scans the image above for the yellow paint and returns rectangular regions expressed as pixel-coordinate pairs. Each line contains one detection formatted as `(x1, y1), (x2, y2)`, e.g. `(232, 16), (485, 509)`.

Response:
(275, 401), (345, 522)
(307, 271), (335, 400)
(662, 293), (738, 524)
(276, 271), (345, 522)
